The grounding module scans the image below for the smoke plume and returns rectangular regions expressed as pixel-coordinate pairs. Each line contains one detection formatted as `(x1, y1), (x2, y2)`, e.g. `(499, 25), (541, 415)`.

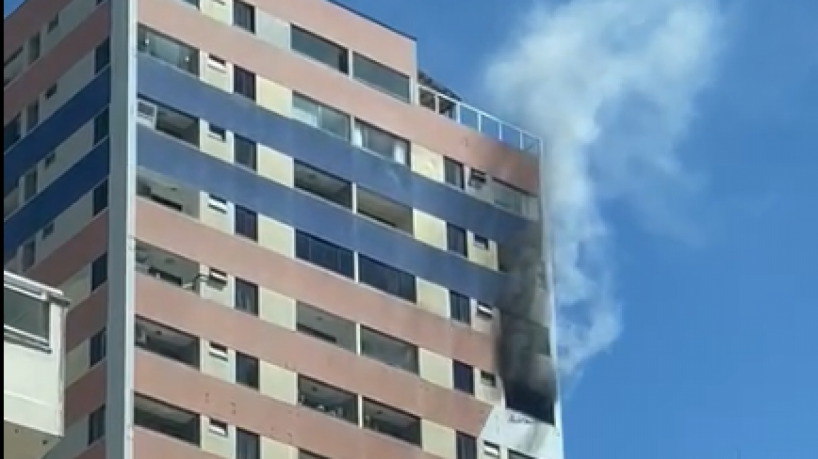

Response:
(483, 0), (725, 375)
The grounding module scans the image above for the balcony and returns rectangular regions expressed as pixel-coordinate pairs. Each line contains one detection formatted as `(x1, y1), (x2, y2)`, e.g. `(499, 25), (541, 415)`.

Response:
(135, 318), (200, 369)
(297, 376), (358, 425)
(362, 398), (421, 446)
(135, 395), (200, 446)
(416, 80), (542, 156)
(4, 271), (69, 459)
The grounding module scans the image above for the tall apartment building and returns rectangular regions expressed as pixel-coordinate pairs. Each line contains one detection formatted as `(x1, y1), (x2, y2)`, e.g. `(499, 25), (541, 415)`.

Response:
(4, 1), (563, 459)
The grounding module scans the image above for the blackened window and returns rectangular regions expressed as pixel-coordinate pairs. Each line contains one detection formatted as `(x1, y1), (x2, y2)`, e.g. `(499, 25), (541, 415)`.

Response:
(446, 223), (467, 256)
(235, 278), (259, 315)
(235, 352), (260, 390)
(444, 157), (464, 189)
(234, 206), (258, 241)
(87, 406), (106, 445)
(233, 65), (256, 100)
(453, 360), (474, 394)
(91, 254), (107, 290)
(232, 0), (256, 33)
(4, 114), (21, 152)
(234, 135), (257, 170)
(449, 291), (471, 324)
(89, 330), (106, 365)
(295, 231), (354, 278)
(456, 432), (477, 459)
(93, 109), (109, 144)
(94, 39), (110, 73)
(358, 255), (416, 302)
(92, 180), (108, 215)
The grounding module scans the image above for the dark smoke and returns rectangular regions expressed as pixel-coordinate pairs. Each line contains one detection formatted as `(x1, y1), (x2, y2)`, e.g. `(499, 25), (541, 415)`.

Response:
(495, 220), (558, 424)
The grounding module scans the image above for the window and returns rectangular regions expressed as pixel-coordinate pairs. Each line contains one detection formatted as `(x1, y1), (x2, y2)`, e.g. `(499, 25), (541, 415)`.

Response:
(4, 48), (24, 87)
(44, 151), (56, 167)
(352, 53), (411, 102)
(295, 231), (355, 279)
(446, 224), (467, 256)
(509, 451), (535, 459)
(480, 370), (497, 387)
(207, 194), (228, 212)
(208, 123), (227, 141)
(235, 352), (259, 390)
(232, 0), (256, 33)
(47, 15), (60, 32)
(21, 239), (36, 270)
(456, 432), (477, 459)
(290, 26), (349, 73)
(444, 157), (465, 189)
(358, 255), (416, 302)
(234, 135), (257, 170)
(94, 39), (110, 73)
(93, 181), (108, 215)
(493, 180), (529, 215)
(234, 206), (258, 241)
(207, 54), (227, 70)
(45, 84), (57, 98)
(42, 221), (54, 238)
(87, 406), (105, 444)
(25, 101), (39, 132)
(208, 418), (228, 435)
(235, 278), (258, 315)
(90, 330), (107, 365)
(352, 121), (409, 165)
(209, 341), (228, 357)
(236, 428), (260, 459)
(22, 169), (38, 202)
(233, 65), (256, 100)
(449, 291), (471, 324)
(453, 360), (474, 394)
(93, 109), (109, 144)
(292, 93), (351, 139)
(4, 115), (21, 152)
(483, 442), (501, 458)
(476, 302), (493, 319)
(137, 27), (199, 75)
(91, 254), (108, 290)
(473, 234), (490, 249)
(28, 34), (41, 63)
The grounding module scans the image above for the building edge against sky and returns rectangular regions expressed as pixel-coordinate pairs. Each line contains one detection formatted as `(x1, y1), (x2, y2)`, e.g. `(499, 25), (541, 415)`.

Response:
(4, 0), (563, 458)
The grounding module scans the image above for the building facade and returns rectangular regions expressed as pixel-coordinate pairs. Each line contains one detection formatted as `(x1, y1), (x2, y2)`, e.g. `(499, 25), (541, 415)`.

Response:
(5, 270), (69, 459)
(4, 1), (563, 459)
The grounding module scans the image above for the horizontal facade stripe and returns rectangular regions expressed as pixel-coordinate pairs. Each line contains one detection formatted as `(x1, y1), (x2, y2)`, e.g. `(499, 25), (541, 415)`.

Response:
(4, 69), (111, 195)
(4, 140), (110, 259)
(137, 126), (504, 304)
(136, 55), (527, 243)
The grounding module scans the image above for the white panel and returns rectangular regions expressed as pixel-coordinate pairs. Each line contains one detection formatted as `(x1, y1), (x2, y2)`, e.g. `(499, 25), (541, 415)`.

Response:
(479, 407), (564, 459)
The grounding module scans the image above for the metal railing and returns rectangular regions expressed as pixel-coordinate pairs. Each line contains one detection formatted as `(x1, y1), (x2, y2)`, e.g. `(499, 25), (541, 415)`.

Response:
(416, 84), (543, 156)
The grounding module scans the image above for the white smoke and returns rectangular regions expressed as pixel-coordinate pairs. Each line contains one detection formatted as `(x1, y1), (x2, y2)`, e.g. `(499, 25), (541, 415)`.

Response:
(483, 0), (725, 375)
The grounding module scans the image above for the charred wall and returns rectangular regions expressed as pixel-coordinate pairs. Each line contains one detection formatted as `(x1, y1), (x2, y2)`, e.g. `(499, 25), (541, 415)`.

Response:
(494, 220), (558, 424)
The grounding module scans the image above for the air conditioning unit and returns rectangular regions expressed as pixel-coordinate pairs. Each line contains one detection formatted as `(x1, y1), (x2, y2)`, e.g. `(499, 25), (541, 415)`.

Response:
(207, 268), (228, 288)
(136, 100), (158, 126)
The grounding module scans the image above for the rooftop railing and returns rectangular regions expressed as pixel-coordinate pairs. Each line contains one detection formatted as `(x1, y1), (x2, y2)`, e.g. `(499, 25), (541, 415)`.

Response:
(416, 84), (543, 157)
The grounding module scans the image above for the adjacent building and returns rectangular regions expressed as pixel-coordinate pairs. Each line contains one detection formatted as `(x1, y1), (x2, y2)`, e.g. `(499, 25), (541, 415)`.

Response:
(4, 1), (563, 459)
(4, 270), (69, 459)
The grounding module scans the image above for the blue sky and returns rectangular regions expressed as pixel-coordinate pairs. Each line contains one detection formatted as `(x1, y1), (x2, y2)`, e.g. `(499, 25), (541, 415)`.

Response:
(5, 0), (816, 458)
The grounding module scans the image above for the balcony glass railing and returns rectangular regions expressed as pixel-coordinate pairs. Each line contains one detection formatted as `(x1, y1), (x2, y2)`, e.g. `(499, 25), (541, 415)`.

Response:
(416, 84), (543, 156)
